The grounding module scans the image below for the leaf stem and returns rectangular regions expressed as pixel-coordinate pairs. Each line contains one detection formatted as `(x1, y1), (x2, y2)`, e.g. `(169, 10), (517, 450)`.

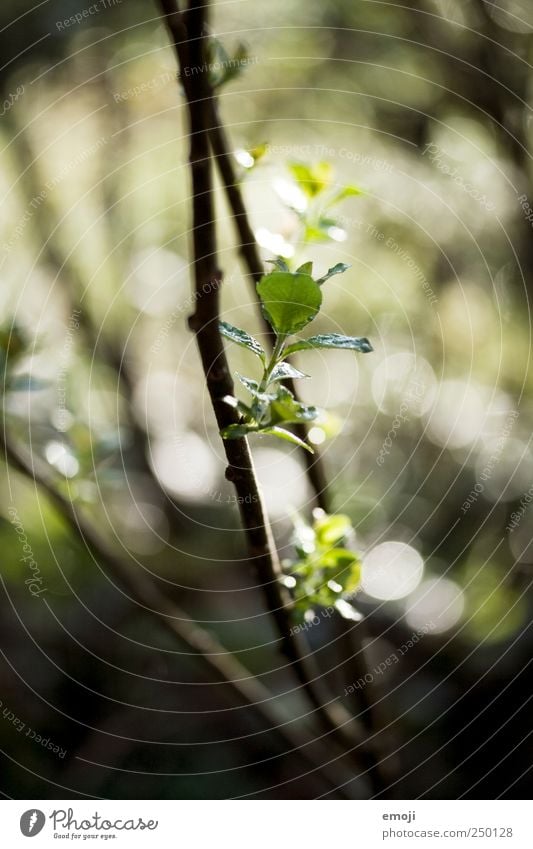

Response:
(259, 332), (286, 392)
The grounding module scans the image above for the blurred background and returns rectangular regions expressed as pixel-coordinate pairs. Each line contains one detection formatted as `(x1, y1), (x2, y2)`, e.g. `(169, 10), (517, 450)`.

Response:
(0, 0), (532, 799)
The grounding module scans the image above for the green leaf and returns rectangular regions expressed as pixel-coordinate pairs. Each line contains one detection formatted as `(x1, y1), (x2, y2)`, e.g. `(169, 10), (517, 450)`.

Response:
(236, 373), (277, 401)
(234, 143), (268, 170)
(259, 426), (314, 453)
(296, 261), (313, 275)
(224, 42), (249, 84)
(319, 551), (362, 596)
(329, 185), (364, 206)
(269, 385), (319, 425)
(269, 362), (309, 383)
(248, 142), (268, 163)
(288, 161), (333, 197)
(292, 560), (315, 578)
(219, 321), (265, 361)
(207, 38), (249, 88)
(315, 514), (353, 546)
(257, 271), (322, 335)
(220, 423), (256, 440)
(284, 333), (373, 356)
(316, 263), (351, 285)
(319, 548), (360, 570)
(303, 225), (330, 244)
(343, 561), (362, 595)
(318, 216), (338, 229)
(206, 38), (229, 87)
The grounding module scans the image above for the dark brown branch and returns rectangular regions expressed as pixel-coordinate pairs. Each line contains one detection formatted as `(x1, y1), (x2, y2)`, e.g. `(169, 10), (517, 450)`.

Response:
(157, 0), (385, 787)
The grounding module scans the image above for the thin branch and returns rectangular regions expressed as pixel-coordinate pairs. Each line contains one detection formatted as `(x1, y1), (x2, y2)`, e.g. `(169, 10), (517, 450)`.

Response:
(157, 0), (384, 786)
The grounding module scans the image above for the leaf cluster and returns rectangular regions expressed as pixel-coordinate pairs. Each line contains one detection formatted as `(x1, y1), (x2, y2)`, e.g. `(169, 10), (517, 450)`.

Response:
(285, 161), (363, 245)
(220, 263), (372, 452)
(284, 512), (362, 618)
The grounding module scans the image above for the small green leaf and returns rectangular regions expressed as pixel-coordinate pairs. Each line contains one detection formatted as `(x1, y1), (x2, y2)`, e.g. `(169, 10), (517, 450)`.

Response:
(329, 185), (364, 206)
(318, 216), (338, 229)
(219, 321), (265, 360)
(343, 561), (362, 595)
(269, 362), (309, 383)
(315, 514), (353, 546)
(259, 426), (314, 453)
(319, 548), (359, 570)
(284, 333), (373, 356)
(270, 386), (319, 424)
(303, 225), (330, 244)
(292, 560), (315, 577)
(288, 161), (333, 197)
(248, 142), (268, 163)
(296, 261), (313, 275)
(234, 143), (268, 170)
(257, 271), (322, 335)
(207, 38), (249, 88)
(320, 546), (361, 595)
(236, 373), (277, 401)
(206, 38), (229, 87)
(316, 263), (351, 285)
(224, 42), (249, 84)
(220, 423), (256, 439)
